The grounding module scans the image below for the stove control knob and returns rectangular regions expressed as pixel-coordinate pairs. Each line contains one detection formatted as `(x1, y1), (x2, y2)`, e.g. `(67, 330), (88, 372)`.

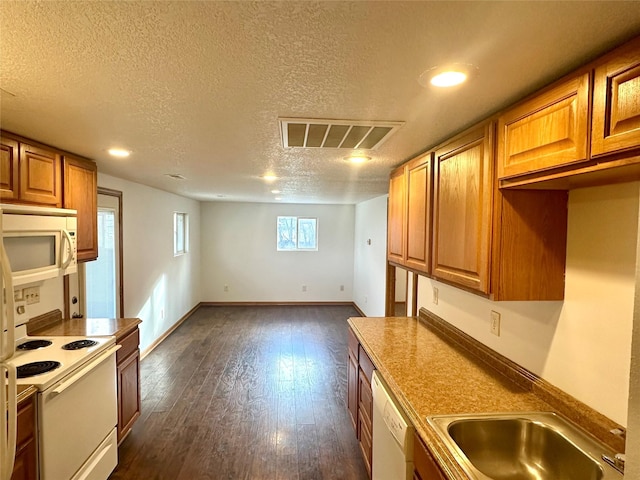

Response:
(16, 305), (26, 315)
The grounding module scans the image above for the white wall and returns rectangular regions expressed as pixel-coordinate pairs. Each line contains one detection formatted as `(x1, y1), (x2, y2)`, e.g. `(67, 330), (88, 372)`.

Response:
(98, 173), (201, 353)
(627, 197), (640, 477)
(418, 182), (639, 426)
(200, 202), (354, 302)
(353, 195), (388, 316)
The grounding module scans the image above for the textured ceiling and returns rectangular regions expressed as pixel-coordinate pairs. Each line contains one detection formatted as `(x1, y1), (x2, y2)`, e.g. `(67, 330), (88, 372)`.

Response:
(1, 2), (640, 204)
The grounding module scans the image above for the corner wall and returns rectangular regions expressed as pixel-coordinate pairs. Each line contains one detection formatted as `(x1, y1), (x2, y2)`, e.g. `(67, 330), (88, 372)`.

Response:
(97, 173), (201, 353)
(353, 195), (388, 316)
(200, 202), (354, 302)
(418, 182), (639, 425)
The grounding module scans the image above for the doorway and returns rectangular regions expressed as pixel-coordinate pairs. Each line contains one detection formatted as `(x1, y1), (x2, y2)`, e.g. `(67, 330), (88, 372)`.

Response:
(85, 188), (123, 318)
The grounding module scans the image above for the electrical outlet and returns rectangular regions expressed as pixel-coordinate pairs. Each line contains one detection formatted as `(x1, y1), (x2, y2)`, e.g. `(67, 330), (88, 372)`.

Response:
(160, 308), (165, 320)
(432, 287), (438, 305)
(490, 310), (501, 336)
(364, 295), (368, 304)
(224, 284), (229, 292)
(340, 285), (344, 291)
(302, 285), (307, 292)
(24, 286), (40, 305)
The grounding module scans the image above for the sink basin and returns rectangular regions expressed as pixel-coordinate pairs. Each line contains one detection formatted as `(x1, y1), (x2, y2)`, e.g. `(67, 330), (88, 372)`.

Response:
(427, 412), (622, 480)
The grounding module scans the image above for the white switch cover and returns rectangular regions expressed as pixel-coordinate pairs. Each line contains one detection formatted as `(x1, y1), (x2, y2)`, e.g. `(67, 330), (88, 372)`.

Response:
(432, 287), (438, 305)
(490, 310), (501, 336)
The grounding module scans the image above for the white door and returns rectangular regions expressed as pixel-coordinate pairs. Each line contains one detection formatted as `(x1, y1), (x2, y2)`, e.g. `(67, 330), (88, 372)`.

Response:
(85, 191), (122, 318)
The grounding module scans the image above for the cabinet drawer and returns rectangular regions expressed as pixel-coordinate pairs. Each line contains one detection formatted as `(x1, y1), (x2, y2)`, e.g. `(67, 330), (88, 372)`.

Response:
(358, 408), (373, 476)
(348, 327), (359, 359)
(358, 370), (373, 425)
(358, 345), (375, 383)
(117, 328), (139, 363)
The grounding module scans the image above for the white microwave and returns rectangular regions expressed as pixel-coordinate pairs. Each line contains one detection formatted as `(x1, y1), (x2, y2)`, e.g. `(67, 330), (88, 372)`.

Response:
(1, 204), (78, 286)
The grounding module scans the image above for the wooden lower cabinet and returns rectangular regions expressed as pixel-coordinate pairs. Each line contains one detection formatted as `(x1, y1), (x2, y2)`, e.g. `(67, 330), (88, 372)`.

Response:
(116, 327), (141, 444)
(12, 393), (37, 480)
(413, 431), (446, 480)
(347, 327), (375, 477)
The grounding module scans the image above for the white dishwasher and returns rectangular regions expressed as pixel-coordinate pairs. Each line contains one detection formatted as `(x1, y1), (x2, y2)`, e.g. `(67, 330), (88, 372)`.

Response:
(371, 371), (414, 480)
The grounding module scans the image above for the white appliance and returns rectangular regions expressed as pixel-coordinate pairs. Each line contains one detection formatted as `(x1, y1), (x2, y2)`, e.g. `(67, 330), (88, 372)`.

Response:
(372, 371), (414, 480)
(1, 203), (77, 289)
(8, 335), (119, 480)
(1, 205), (119, 480)
(1, 208), (18, 480)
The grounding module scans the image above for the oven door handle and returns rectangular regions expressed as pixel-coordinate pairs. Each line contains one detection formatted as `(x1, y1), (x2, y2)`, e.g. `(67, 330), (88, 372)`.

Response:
(50, 345), (121, 397)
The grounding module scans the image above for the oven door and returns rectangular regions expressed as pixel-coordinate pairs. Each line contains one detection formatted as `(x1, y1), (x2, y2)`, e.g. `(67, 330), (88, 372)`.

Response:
(39, 346), (119, 480)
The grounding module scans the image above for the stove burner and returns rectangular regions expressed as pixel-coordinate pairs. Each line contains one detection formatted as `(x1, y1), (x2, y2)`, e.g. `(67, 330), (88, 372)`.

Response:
(62, 339), (98, 350)
(17, 339), (53, 350)
(17, 361), (61, 378)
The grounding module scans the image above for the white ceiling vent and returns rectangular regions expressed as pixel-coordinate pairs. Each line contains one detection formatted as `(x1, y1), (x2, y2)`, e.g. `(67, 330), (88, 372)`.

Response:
(279, 118), (404, 150)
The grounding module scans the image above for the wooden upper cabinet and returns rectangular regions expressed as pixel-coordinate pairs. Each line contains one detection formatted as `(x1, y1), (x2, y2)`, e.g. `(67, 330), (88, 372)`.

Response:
(63, 155), (98, 262)
(1, 136), (19, 201)
(498, 73), (590, 179)
(592, 36), (640, 158)
(18, 142), (62, 207)
(387, 153), (432, 274)
(387, 165), (406, 265)
(405, 153), (432, 273)
(432, 124), (493, 293)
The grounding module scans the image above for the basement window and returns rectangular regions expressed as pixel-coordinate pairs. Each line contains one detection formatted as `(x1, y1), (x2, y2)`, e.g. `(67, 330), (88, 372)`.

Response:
(277, 216), (318, 251)
(174, 212), (189, 256)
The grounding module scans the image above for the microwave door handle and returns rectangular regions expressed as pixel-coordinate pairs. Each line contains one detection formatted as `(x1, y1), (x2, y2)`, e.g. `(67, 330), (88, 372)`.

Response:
(0, 243), (15, 360)
(61, 229), (74, 270)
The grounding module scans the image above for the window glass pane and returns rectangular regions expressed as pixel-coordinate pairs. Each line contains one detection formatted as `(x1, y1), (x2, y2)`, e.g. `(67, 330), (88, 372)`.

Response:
(297, 218), (317, 249)
(86, 209), (116, 318)
(277, 216), (297, 251)
(174, 212), (188, 256)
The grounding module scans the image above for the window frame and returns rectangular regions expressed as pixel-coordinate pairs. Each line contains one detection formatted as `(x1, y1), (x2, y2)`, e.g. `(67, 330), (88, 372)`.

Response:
(276, 216), (318, 252)
(173, 212), (189, 256)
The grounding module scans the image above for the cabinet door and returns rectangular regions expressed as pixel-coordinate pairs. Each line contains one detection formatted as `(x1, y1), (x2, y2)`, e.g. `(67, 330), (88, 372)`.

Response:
(413, 431), (446, 480)
(1, 136), (19, 201)
(592, 36), (640, 158)
(498, 73), (590, 179)
(405, 153), (432, 273)
(357, 369), (373, 477)
(347, 350), (358, 433)
(387, 165), (406, 265)
(63, 155), (98, 262)
(12, 395), (37, 480)
(18, 142), (61, 206)
(432, 124), (493, 293)
(117, 350), (141, 444)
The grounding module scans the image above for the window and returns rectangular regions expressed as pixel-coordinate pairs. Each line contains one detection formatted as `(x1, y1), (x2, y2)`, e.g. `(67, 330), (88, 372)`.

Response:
(174, 212), (189, 256)
(277, 216), (318, 251)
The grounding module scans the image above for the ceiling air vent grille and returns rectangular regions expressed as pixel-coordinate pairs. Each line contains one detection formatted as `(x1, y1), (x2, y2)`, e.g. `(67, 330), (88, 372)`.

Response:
(279, 118), (404, 150)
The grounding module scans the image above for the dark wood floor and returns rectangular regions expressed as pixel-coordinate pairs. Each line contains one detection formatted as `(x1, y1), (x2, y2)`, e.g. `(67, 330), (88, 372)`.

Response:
(110, 305), (369, 480)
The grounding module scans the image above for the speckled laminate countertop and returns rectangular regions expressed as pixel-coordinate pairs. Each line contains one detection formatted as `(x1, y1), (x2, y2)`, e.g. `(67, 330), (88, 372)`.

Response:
(348, 315), (555, 479)
(30, 317), (141, 342)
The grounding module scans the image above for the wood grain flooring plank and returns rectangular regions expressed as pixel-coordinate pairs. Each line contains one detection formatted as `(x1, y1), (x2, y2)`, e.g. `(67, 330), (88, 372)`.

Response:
(111, 305), (367, 480)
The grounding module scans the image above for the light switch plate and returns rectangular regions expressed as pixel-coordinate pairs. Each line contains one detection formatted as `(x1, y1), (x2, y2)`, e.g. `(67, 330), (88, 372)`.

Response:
(490, 310), (501, 336)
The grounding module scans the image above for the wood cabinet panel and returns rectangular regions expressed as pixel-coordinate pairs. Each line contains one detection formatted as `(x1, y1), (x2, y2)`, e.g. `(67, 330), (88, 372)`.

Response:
(18, 142), (61, 206)
(387, 165), (406, 265)
(413, 431), (445, 480)
(358, 405), (373, 478)
(116, 327), (141, 444)
(498, 73), (590, 179)
(432, 125), (493, 293)
(347, 350), (358, 432)
(12, 394), (37, 480)
(592, 36), (640, 158)
(118, 349), (141, 444)
(405, 153), (432, 272)
(63, 155), (98, 262)
(1, 136), (19, 200)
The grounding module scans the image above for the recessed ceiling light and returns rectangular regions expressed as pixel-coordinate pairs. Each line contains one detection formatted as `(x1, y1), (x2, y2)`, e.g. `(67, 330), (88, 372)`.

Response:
(418, 63), (477, 88)
(261, 174), (278, 182)
(108, 148), (131, 158)
(344, 155), (371, 164)
(271, 189), (281, 194)
(274, 197), (282, 201)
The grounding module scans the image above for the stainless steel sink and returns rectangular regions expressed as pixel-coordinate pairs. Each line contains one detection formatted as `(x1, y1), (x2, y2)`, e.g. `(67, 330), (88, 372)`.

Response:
(427, 412), (623, 480)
